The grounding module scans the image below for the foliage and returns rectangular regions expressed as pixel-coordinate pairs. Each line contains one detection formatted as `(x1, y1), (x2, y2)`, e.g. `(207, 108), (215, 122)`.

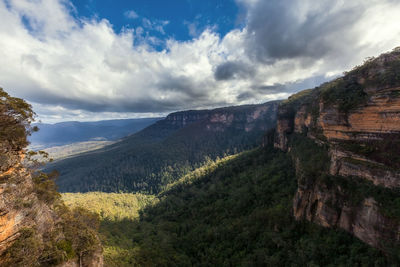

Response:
(59, 206), (101, 262)
(339, 133), (400, 169)
(0, 87), (37, 149)
(320, 76), (368, 114)
(67, 148), (390, 266)
(0, 88), (102, 266)
(279, 89), (315, 121)
(288, 133), (330, 185)
(32, 170), (60, 204)
(320, 173), (400, 220)
(289, 134), (400, 220)
(62, 192), (156, 221)
(61, 192), (156, 265)
(348, 47), (400, 88)
(318, 47), (400, 114)
(5, 228), (42, 267)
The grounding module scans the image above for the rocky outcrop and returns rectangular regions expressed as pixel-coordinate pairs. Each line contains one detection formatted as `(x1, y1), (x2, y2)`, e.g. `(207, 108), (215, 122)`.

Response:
(0, 87), (103, 266)
(293, 185), (399, 249)
(0, 146), (103, 266)
(273, 48), (400, 252)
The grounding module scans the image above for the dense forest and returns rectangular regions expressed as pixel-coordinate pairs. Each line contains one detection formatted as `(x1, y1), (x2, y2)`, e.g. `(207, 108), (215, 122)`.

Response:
(47, 102), (278, 193)
(64, 147), (392, 266)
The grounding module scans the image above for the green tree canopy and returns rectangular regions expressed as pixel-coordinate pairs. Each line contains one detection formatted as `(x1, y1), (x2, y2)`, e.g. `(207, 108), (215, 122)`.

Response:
(0, 87), (37, 149)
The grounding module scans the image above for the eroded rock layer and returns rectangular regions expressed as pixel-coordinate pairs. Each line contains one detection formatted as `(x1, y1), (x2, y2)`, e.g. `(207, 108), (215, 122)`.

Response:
(273, 48), (400, 252)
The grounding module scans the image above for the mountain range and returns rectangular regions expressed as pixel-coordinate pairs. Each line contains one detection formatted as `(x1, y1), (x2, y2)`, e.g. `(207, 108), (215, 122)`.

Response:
(29, 118), (161, 149)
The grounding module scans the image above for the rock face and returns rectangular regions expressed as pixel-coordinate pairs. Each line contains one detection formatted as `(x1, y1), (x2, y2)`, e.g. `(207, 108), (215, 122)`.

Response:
(0, 88), (103, 266)
(165, 102), (279, 131)
(0, 144), (103, 267)
(273, 48), (400, 252)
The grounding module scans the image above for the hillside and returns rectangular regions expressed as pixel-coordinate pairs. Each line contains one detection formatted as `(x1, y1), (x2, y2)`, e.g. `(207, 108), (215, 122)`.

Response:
(29, 118), (161, 149)
(0, 88), (103, 266)
(67, 148), (390, 266)
(47, 101), (279, 193)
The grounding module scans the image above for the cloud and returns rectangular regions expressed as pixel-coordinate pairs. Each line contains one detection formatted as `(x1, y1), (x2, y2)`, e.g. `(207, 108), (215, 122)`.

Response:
(0, 0), (400, 122)
(214, 61), (255, 80)
(241, 0), (400, 67)
(142, 18), (169, 34)
(124, 10), (139, 19)
(184, 20), (199, 37)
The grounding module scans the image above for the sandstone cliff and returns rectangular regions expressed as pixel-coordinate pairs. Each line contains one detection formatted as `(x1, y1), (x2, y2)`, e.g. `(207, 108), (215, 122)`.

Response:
(165, 101), (279, 131)
(0, 88), (103, 266)
(273, 48), (400, 253)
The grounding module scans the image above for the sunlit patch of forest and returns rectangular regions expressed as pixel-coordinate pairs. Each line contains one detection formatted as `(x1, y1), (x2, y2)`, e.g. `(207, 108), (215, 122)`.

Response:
(63, 147), (390, 266)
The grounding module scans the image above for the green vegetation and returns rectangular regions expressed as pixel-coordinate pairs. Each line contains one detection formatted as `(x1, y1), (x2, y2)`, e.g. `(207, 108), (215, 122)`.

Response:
(288, 133), (330, 185)
(5, 228), (42, 267)
(339, 134), (400, 169)
(288, 133), (400, 220)
(321, 173), (400, 220)
(279, 89), (315, 121)
(0, 87), (102, 266)
(47, 102), (278, 194)
(320, 76), (368, 114)
(62, 192), (157, 265)
(282, 88), (314, 106)
(348, 48), (400, 88)
(17, 170), (102, 266)
(319, 47), (400, 114)
(65, 148), (390, 266)
(0, 87), (37, 149)
(62, 192), (156, 221)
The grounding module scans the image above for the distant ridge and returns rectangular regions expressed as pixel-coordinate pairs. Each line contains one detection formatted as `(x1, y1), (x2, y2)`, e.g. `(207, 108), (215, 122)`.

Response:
(46, 101), (279, 193)
(29, 117), (162, 149)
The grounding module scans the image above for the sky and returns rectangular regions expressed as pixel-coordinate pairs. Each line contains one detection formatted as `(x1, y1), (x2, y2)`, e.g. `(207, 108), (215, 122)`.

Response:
(1, 0), (400, 123)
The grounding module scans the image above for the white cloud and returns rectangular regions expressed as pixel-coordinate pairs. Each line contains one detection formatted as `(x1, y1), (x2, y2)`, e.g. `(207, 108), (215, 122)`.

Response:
(0, 0), (400, 122)
(124, 10), (139, 19)
(142, 18), (169, 34)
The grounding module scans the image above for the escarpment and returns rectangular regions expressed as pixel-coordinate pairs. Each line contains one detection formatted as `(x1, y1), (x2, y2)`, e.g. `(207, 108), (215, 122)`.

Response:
(273, 48), (400, 252)
(0, 88), (103, 266)
(165, 101), (279, 131)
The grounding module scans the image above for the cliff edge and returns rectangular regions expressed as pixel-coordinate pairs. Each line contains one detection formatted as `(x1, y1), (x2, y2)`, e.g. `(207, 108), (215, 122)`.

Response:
(273, 48), (400, 254)
(0, 88), (103, 266)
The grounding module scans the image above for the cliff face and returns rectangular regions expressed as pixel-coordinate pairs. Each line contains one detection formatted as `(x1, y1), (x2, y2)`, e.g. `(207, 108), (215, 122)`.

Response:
(165, 102), (279, 132)
(273, 48), (400, 252)
(0, 88), (103, 266)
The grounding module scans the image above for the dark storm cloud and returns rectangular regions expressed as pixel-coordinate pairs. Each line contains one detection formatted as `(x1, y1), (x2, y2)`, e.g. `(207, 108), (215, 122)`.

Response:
(244, 0), (365, 62)
(214, 61), (255, 81)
